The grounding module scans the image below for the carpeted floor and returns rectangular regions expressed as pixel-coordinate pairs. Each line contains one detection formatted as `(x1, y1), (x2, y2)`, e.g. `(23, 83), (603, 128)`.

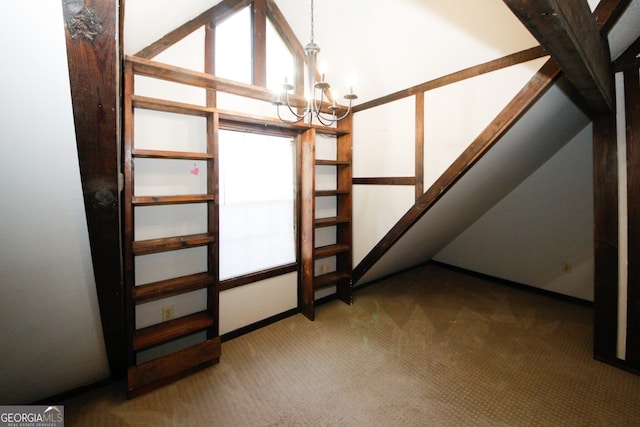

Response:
(64, 264), (640, 426)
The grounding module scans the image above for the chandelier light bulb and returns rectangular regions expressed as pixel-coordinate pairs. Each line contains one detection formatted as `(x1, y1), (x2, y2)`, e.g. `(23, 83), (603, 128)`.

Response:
(272, 0), (357, 126)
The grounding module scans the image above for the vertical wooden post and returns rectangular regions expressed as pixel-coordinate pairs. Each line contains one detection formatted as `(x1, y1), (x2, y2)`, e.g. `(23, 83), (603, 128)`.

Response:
(252, 0), (267, 87)
(415, 93), (425, 200)
(593, 111), (619, 363)
(62, 0), (125, 377)
(624, 68), (640, 367)
(300, 129), (316, 320)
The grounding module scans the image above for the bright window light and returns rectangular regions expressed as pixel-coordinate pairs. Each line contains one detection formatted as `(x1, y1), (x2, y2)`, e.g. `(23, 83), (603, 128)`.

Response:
(219, 130), (296, 279)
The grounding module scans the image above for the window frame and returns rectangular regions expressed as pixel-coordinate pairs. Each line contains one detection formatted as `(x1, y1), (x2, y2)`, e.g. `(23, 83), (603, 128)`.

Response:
(216, 123), (301, 290)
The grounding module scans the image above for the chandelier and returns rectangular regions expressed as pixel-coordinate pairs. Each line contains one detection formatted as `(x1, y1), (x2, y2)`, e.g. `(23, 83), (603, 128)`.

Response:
(273, 0), (357, 126)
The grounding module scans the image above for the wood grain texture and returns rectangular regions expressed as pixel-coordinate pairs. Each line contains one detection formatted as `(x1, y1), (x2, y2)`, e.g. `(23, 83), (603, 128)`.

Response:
(62, 0), (125, 377)
(336, 115), (354, 304)
(415, 93), (425, 200)
(300, 129), (316, 320)
(127, 338), (220, 398)
(352, 177), (417, 186)
(593, 0), (633, 34)
(502, 0), (614, 114)
(592, 113), (619, 364)
(354, 47), (547, 112)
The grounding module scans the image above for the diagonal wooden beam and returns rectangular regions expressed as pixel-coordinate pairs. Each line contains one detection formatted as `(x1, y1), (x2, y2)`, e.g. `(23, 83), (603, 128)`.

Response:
(353, 59), (562, 284)
(503, 0), (614, 114)
(134, 0), (252, 59)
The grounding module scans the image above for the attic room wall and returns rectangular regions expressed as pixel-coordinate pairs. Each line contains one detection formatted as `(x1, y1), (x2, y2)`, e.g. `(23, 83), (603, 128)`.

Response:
(0, 1), (110, 403)
(434, 125), (594, 301)
(125, 0), (546, 320)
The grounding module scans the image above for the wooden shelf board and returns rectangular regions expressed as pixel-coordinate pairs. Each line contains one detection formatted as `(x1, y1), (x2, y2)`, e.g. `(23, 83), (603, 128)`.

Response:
(315, 216), (351, 228)
(315, 159), (351, 166)
(132, 195), (215, 206)
(133, 233), (215, 255)
(314, 243), (350, 259)
(133, 311), (214, 352)
(134, 272), (214, 304)
(314, 271), (351, 290)
(315, 189), (350, 197)
(132, 149), (214, 160)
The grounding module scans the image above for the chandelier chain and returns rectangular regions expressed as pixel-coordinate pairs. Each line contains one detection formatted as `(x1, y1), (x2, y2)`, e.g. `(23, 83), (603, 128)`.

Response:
(310, 0), (315, 42)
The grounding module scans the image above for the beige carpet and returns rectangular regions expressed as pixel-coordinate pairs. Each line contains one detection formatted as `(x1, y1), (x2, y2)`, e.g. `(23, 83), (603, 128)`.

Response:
(64, 264), (640, 426)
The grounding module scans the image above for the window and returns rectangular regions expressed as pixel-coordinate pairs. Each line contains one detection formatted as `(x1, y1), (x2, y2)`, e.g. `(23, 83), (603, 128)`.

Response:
(266, 19), (295, 92)
(218, 130), (296, 280)
(215, 6), (252, 84)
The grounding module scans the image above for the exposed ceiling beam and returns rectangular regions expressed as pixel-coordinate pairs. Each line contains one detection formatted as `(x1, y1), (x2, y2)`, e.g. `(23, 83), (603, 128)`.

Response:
(503, 0), (614, 114)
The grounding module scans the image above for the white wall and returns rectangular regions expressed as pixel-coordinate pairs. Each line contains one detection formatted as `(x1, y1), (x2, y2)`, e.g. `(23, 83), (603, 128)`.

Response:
(123, 0), (549, 325)
(0, 1), (109, 403)
(434, 125), (594, 301)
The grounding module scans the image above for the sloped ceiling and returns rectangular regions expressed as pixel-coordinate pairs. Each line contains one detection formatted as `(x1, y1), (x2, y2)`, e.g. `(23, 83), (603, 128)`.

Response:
(358, 79), (590, 284)
(356, 0), (640, 284)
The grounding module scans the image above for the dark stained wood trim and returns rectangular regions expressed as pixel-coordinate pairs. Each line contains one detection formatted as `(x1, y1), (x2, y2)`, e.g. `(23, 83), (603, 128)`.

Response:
(129, 55), (277, 102)
(593, 112), (619, 363)
(135, 0), (251, 59)
(502, 0), (614, 114)
(353, 59), (561, 284)
(205, 23), (216, 106)
(415, 93), (425, 200)
(354, 46), (547, 112)
(593, 0), (633, 35)
(62, 0), (125, 377)
(625, 68), (640, 367)
(127, 56), (340, 113)
(336, 114), (354, 305)
(352, 177), (417, 186)
(614, 36), (640, 72)
(207, 112), (220, 338)
(252, 0), (267, 87)
(219, 262), (298, 290)
(300, 129), (316, 320)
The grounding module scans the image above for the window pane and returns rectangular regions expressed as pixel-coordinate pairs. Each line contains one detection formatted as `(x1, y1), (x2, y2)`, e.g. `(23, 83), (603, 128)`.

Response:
(215, 6), (251, 84)
(219, 130), (296, 279)
(266, 19), (295, 92)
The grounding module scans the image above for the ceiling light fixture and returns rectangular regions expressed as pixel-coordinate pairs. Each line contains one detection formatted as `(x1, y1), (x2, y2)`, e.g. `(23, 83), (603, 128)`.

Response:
(273, 0), (357, 126)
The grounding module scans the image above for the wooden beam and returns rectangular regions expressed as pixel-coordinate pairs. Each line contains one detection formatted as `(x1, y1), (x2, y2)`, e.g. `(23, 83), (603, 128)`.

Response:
(502, 0), (614, 114)
(134, 0), (251, 59)
(252, 0), (267, 87)
(353, 59), (561, 284)
(354, 46), (547, 113)
(352, 177), (417, 186)
(62, 0), (125, 376)
(593, 0), (633, 34)
(625, 67), (640, 367)
(593, 112), (619, 364)
(614, 35), (640, 72)
(415, 93), (425, 200)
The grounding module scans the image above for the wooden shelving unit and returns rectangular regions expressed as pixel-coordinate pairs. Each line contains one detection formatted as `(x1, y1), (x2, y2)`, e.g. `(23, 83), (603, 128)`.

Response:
(299, 115), (354, 320)
(122, 62), (221, 398)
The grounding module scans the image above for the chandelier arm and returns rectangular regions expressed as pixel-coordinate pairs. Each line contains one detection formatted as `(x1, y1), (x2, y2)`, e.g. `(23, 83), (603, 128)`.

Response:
(283, 91), (309, 120)
(312, 87), (325, 117)
(331, 102), (353, 121)
(315, 113), (338, 127)
(276, 104), (305, 124)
